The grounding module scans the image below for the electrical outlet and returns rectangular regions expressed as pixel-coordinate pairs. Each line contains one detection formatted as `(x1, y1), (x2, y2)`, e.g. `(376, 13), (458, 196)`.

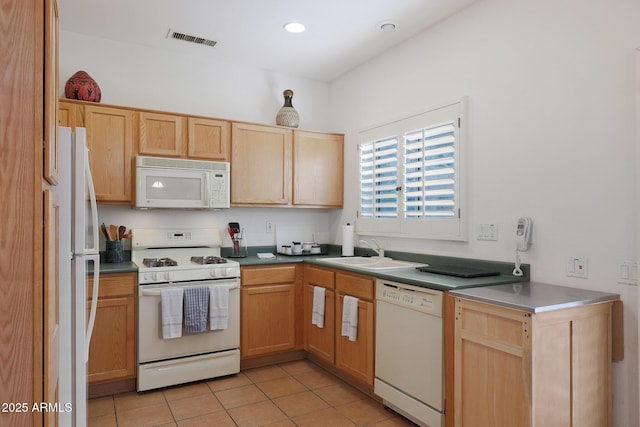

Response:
(618, 260), (637, 285)
(566, 256), (588, 278)
(266, 220), (274, 233)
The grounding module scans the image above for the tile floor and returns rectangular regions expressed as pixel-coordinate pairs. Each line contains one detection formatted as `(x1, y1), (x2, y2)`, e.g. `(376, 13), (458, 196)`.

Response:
(88, 359), (417, 426)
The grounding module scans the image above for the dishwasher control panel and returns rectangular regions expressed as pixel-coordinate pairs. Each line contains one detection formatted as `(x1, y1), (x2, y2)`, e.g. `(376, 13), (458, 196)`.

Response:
(376, 279), (443, 317)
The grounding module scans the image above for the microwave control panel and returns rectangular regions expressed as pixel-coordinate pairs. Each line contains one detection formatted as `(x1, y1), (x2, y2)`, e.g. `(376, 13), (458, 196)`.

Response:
(210, 172), (229, 205)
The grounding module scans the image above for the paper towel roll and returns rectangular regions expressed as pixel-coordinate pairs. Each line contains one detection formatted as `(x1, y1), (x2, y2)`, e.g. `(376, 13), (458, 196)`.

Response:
(342, 223), (354, 256)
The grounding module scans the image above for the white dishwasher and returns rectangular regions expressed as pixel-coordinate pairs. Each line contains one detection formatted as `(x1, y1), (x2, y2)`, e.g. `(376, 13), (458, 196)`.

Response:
(375, 279), (444, 427)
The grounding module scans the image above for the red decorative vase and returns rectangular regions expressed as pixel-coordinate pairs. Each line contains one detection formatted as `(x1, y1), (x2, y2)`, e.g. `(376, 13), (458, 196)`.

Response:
(65, 71), (101, 102)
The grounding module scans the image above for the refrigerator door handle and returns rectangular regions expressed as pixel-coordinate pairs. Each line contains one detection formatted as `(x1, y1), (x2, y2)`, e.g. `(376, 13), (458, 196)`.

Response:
(84, 147), (100, 255)
(85, 253), (100, 362)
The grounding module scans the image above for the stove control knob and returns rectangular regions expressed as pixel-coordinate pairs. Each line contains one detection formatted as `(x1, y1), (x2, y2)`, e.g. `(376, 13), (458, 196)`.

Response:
(225, 267), (240, 277)
(164, 271), (174, 281)
(151, 272), (159, 282)
(210, 269), (220, 278)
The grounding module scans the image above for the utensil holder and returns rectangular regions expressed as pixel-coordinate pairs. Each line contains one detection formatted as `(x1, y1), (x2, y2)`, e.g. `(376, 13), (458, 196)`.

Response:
(106, 240), (124, 263)
(229, 237), (247, 258)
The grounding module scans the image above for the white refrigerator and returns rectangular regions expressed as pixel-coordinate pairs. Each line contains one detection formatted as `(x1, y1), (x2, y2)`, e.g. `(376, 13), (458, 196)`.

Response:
(55, 126), (101, 426)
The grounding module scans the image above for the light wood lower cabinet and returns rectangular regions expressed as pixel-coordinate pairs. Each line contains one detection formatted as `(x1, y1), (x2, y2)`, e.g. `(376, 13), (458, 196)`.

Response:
(335, 272), (375, 386)
(453, 297), (613, 427)
(303, 264), (336, 364)
(241, 265), (299, 357)
(302, 266), (375, 387)
(87, 273), (136, 384)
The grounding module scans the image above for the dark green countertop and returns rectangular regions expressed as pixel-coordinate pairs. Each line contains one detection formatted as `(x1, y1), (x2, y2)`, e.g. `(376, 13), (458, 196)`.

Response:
(97, 261), (138, 274)
(227, 246), (530, 292)
(95, 245), (530, 292)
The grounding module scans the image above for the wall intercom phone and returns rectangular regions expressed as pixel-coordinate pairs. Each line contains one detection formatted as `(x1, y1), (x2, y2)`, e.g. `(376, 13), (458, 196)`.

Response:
(516, 217), (532, 252)
(513, 217), (532, 277)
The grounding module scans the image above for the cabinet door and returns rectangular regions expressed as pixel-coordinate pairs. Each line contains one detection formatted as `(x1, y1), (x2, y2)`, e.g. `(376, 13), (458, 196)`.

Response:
(44, 189), (59, 423)
(87, 296), (136, 383)
(304, 284), (335, 363)
(58, 100), (77, 129)
(87, 274), (136, 384)
(43, 0), (59, 185)
(188, 117), (230, 160)
(231, 123), (292, 205)
(84, 105), (136, 203)
(335, 295), (375, 386)
(293, 131), (343, 207)
(241, 284), (296, 357)
(139, 111), (185, 157)
(454, 299), (531, 427)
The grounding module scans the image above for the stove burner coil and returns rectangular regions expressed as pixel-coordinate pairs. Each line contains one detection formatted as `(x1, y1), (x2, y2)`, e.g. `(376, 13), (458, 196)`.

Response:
(190, 256), (228, 265)
(142, 257), (178, 268)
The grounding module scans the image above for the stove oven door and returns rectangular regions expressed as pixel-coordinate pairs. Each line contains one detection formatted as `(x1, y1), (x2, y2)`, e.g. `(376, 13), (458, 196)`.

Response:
(138, 279), (240, 363)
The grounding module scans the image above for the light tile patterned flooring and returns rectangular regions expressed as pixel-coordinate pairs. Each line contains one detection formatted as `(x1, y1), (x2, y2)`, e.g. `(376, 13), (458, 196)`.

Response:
(88, 359), (417, 426)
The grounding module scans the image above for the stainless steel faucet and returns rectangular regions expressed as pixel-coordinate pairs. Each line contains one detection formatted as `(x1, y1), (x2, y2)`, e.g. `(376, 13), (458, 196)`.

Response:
(359, 239), (385, 258)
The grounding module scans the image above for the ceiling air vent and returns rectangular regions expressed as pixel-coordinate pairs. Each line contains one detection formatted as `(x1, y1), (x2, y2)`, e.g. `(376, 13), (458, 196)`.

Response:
(167, 29), (217, 48)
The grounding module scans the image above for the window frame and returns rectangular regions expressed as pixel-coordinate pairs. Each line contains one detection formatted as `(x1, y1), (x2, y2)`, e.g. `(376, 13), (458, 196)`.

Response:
(356, 98), (468, 241)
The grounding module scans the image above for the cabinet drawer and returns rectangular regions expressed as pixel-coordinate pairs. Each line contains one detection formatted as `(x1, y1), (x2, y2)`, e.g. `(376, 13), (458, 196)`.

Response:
(304, 264), (335, 289)
(336, 273), (374, 301)
(242, 265), (297, 286)
(88, 273), (136, 299)
(456, 298), (530, 348)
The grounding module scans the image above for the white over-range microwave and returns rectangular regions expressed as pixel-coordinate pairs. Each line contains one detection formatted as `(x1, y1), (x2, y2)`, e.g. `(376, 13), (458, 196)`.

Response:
(135, 156), (230, 209)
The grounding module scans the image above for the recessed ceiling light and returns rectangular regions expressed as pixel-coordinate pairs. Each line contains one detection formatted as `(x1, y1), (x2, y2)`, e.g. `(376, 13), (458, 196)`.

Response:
(379, 21), (397, 31)
(284, 22), (306, 33)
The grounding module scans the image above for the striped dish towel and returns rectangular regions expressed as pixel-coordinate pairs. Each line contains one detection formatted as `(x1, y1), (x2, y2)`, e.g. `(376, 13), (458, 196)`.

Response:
(184, 287), (209, 333)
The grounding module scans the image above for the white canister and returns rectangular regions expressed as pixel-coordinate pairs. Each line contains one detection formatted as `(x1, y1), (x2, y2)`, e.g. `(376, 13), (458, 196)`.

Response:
(292, 241), (302, 254)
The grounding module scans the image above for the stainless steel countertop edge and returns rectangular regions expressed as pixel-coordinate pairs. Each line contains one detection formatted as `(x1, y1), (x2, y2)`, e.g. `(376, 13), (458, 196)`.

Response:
(449, 282), (620, 313)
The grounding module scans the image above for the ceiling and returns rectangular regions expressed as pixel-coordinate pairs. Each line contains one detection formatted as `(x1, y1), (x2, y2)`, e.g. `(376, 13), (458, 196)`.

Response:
(58, 0), (477, 82)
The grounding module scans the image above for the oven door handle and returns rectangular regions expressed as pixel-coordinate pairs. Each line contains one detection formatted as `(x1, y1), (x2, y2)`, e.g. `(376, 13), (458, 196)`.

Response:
(140, 282), (239, 297)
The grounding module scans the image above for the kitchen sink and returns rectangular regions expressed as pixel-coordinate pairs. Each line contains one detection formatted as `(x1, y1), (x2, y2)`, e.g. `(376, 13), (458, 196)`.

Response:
(316, 256), (427, 271)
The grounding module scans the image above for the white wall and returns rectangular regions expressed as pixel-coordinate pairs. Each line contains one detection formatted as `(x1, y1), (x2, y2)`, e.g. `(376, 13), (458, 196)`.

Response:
(59, 32), (331, 131)
(60, 0), (639, 423)
(59, 31), (335, 248)
(329, 0), (639, 425)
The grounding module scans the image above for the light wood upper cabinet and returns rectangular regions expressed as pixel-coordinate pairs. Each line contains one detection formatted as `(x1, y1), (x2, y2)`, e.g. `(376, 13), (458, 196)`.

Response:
(188, 117), (230, 161)
(293, 131), (343, 207)
(231, 123), (292, 205)
(58, 100), (77, 128)
(139, 112), (231, 161)
(84, 104), (136, 203)
(138, 111), (185, 157)
(231, 123), (344, 207)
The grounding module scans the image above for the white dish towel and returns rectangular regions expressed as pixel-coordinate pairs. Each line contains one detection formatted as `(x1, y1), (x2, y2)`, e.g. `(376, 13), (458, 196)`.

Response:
(341, 295), (359, 342)
(209, 284), (230, 330)
(160, 288), (184, 339)
(312, 286), (325, 328)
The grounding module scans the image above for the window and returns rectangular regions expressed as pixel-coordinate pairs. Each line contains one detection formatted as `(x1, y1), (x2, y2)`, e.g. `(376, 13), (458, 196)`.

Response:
(357, 98), (467, 241)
